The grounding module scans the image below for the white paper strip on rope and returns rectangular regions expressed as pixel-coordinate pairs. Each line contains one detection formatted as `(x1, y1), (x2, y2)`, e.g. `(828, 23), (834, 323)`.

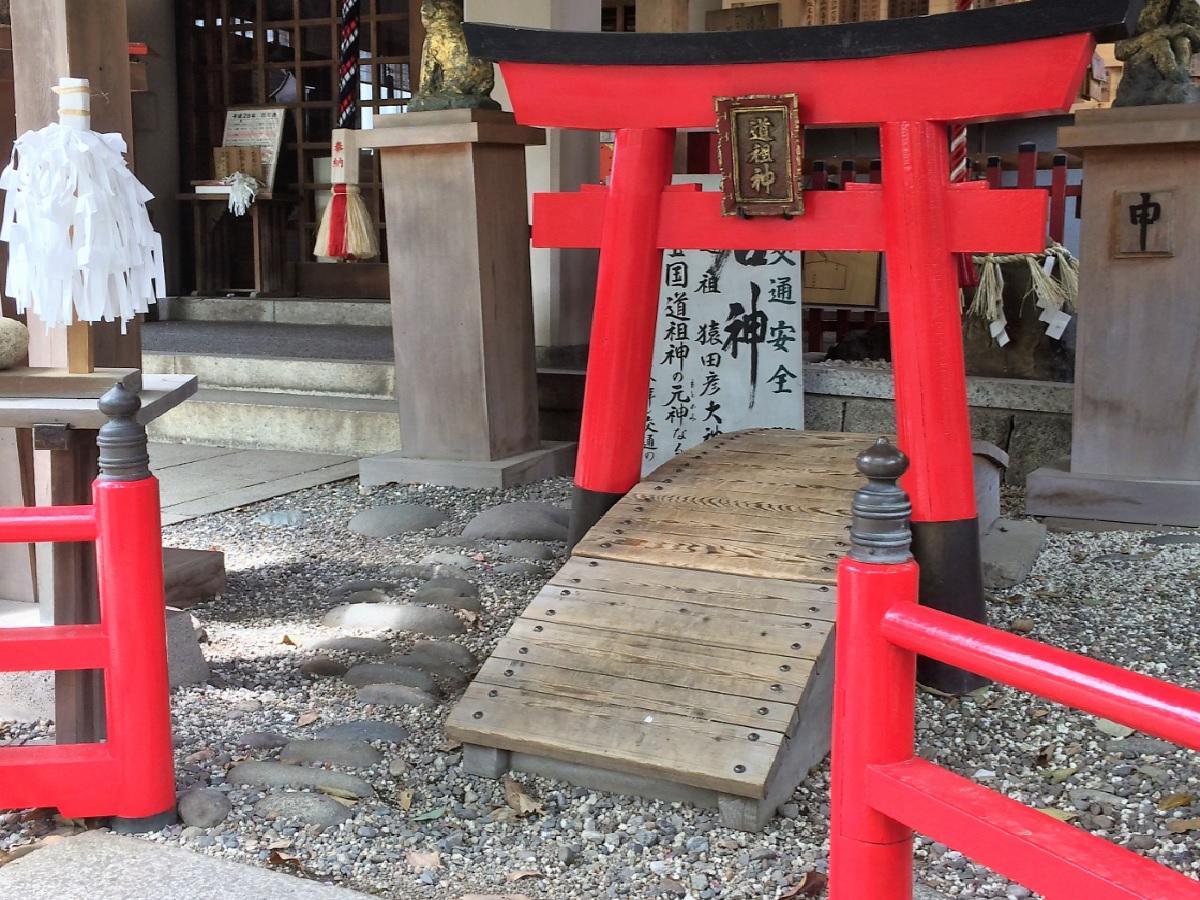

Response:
(643, 177), (804, 475)
(0, 77), (165, 331)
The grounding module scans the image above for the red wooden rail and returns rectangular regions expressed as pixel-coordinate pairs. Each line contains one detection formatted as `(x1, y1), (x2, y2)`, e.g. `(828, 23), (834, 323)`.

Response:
(830, 442), (1200, 899)
(0, 387), (175, 825)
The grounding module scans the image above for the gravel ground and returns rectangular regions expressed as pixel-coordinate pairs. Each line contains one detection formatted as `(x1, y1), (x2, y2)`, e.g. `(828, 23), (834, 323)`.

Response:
(2, 475), (1200, 899)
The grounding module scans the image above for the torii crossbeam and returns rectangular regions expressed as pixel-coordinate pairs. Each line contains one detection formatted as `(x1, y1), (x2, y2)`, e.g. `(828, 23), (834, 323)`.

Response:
(466, 0), (1137, 695)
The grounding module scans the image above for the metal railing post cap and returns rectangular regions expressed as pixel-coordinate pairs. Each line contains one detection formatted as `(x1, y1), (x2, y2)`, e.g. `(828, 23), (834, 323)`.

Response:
(850, 437), (913, 565)
(97, 382), (151, 483)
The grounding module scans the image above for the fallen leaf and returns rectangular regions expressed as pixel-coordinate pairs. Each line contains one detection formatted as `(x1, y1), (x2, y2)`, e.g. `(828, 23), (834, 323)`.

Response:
(297, 711), (319, 727)
(458, 609), (480, 626)
(267, 839), (293, 850)
(269, 850), (304, 871)
(1010, 617), (1036, 634)
(1168, 818), (1200, 834)
(317, 786), (358, 801)
(1048, 767), (1078, 784)
(1035, 745), (1053, 768)
(1159, 793), (1196, 811)
(1031, 708), (1050, 719)
(398, 790), (414, 812)
(439, 739), (464, 752)
(506, 870), (542, 882)
(1037, 808), (1078, 822)
(1096, 719), (1135, 739)
(781, 871), (829, 897)
(281, 634), (297, 646)
(406, 849), (443, 871)
(411, 806), (446, 822)
(502, 775), (544, 817)
(328, 795), (357, 808)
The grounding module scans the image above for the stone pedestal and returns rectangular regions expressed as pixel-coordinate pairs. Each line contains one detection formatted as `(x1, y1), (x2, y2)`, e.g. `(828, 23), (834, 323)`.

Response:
(357, 109), (575, 488)
(1027, 106), (1200, 527)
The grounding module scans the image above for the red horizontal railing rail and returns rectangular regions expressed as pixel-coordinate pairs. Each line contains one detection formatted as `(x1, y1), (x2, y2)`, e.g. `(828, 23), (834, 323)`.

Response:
(830, 439), (1200, 900)
(0, 384), (175, 830)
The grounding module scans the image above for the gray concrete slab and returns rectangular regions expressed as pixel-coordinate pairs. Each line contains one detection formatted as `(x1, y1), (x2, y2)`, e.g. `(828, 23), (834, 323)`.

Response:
(143, 320), (393, 361)
(0, 830), (370, 899)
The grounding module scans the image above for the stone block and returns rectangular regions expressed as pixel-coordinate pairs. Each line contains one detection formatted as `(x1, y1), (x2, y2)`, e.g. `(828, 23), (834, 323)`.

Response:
(968, 407), (1015, 451)
(803, 394), (845, 432)
(166, 608), (211, 689)
(841, 398), (895, 435)
(163, 547), (226, 609)
(981, 518), (1047, 589)
(1007, 411), (1072, 486)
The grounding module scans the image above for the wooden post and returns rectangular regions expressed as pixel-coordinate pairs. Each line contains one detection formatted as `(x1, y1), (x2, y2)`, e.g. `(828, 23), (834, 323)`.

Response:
(7, 0), (139, 742)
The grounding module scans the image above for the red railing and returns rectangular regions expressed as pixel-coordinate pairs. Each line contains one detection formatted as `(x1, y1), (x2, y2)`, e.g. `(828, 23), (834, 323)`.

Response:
(830, 440), (1200, 899)
(0, 385), (175, 826)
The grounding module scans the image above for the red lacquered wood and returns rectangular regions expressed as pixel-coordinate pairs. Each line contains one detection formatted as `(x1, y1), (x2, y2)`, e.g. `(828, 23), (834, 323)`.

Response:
(882, 604), (1200, 752)
(1050, 153), (1069, 244)
(0, 743), (118, 817)
(533, 187), (1047, 254)
(829, 557), (920, 900)
(881, 121), (977, 523)
(0, 625), (109, 671)
(0, 506), (97, 543)
(867, 758), (1200, 899)
(497, 34), (1093, 131)
(93, 475), (176, 819)
(574, 128), (676, 495)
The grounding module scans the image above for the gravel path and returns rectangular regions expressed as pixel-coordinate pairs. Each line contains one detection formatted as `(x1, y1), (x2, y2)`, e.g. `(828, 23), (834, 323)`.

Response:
(2, 474), (1199, 899)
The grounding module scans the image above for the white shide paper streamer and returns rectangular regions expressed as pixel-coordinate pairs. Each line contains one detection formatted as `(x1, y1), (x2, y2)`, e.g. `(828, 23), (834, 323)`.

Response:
(0, 77), (165, 331)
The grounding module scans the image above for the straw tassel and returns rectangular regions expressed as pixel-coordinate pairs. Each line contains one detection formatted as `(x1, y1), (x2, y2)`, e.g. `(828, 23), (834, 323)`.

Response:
(313, 128), (378, 260)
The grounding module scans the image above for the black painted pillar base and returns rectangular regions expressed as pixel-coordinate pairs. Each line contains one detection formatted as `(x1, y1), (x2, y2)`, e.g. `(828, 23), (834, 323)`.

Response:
(568, 485), (624, 549)
(110, 808), (178, 834)
(912, 518), (990, 696)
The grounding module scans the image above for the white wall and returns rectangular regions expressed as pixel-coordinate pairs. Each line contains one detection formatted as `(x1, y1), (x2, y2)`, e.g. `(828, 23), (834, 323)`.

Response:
(465, 0), (601, 350)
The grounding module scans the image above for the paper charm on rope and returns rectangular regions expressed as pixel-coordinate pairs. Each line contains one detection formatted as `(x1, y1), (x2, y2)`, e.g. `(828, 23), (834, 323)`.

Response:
(969, 242), (1080, 346)
(0, 77), (165, 331)
(223, 171), (260, 217)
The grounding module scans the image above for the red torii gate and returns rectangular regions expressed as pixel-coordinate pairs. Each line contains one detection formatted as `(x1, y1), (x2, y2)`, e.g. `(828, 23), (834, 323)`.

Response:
(466, 0), (1138, 694)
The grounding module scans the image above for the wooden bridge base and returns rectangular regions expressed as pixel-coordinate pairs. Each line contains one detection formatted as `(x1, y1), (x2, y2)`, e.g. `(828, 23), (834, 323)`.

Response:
(446, 429), (874, 831)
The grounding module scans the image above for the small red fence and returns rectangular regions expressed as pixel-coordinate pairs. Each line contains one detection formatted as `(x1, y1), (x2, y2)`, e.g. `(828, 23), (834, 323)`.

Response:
(831, 440), (1200, 899)
(0, 385), (175, 824)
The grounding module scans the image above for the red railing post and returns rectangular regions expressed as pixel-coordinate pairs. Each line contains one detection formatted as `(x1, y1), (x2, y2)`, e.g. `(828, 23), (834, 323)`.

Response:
(831, 439), (921, 900)
(92, 384), (176, 829)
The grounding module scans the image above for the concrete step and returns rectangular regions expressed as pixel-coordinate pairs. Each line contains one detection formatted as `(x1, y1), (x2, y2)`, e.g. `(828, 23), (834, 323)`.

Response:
(159, 295), (391, 328)
(0, 830), (370, 899)
(143, 351), (394, 400)
(148, 389), (400, 457)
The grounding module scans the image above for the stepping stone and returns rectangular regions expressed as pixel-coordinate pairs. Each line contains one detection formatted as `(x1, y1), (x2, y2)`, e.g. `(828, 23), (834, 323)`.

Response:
(255, 510), (308, 527)
(346, 589), (390, 604)
(1146, 533), (1200, 547)
(356, 683), (438, 708)
(253, 791), (352, 829)
(238, 731), (288, 750)
(177, 788), (231, 829)
(499, 540), (557, 561)
(314, 721), (410, 744)
(279, 739), (383, 768)
(348, 504), (448, 538)
(301, 656), (349, 677)
(411, 576), (481, 612)
(462, 501), (569, 541)
(391, 640), (478, 688)
(331, 579), (397, 598)
(343, 663), (439, 695)
(419, 550), (478, 572)
(322, 603), (465, 635)
(386, 563), (436, 581)
(226, 761), (375, 799)
(310, 637), (391, 656)
(424, 536), (484, 549)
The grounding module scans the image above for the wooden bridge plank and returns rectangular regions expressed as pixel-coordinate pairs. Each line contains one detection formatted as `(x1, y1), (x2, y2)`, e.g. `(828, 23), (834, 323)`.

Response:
(607, 495), (853, 543)
(521, 587), (832, 657)
(587, 517), (848, 555)
(492, 631), (813, 707)
(446, 682), (779, 797)
(504, 619), (815, 693)
(475, 656), (795, 732)
(622, 485), (852, 528)
(550, 557), (837, 619)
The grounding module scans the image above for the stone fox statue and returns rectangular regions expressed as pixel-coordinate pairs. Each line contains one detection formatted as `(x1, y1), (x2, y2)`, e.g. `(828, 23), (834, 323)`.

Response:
(409, 0), (500, 112)
(1114, 0), (1200, 106)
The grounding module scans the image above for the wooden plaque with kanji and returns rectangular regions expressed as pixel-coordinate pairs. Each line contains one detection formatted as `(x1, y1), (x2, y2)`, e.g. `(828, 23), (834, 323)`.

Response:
(715, 94), (804, 218)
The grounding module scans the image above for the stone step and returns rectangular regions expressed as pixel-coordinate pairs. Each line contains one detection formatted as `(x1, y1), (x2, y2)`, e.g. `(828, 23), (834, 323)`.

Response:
(159, 295), (391, 328)
(143, 351), (394, 400)
(148, 388), (400, 457)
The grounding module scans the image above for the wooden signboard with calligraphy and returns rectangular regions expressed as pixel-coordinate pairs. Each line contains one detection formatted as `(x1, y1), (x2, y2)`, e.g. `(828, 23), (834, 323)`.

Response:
(222, 107), (287, 191)
(1113, 189), (1175, 259)
(716, 94), (804, 218)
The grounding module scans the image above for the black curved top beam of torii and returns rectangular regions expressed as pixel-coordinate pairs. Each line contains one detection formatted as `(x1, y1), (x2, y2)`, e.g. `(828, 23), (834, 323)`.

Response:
(464, 0), (1140, 68)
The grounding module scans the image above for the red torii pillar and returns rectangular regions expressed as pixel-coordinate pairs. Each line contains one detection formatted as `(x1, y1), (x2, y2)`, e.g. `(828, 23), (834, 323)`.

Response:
(466, 0), (1133, 694)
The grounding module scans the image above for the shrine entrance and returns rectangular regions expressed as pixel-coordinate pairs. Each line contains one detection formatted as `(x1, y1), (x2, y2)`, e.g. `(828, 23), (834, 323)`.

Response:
(445, 1), (1137, 829)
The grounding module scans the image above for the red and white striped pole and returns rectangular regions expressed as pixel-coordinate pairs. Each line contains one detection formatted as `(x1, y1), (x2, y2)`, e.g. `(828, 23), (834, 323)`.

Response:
(952, 0), (981, 289)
